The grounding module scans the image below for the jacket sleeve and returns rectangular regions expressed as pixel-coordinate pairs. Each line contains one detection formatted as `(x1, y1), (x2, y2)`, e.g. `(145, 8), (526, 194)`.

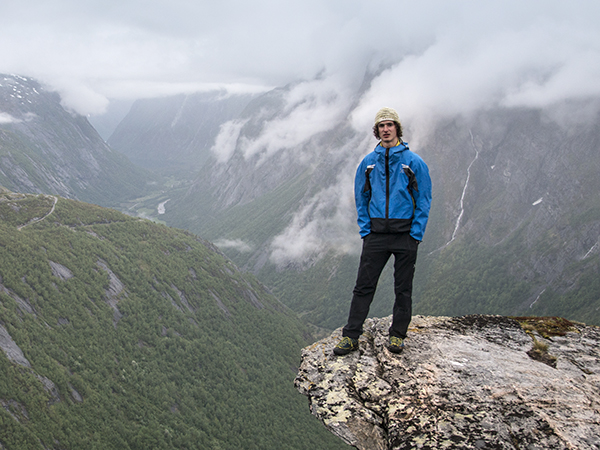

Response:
(409, 157), (432, 241)
(354, 159), (372, 238)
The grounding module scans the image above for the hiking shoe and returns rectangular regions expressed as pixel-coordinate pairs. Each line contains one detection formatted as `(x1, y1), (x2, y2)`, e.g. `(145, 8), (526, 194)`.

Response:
(333, 337), (359, 356)
(388, 336), (405, 353)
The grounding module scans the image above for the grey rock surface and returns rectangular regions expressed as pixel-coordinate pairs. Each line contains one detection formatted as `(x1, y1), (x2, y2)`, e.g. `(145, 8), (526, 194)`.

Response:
(49, 260), (74, 281)
(97, 259), (126, 326)
(0, 324), (31, 367)
(295, 315), (600, 449)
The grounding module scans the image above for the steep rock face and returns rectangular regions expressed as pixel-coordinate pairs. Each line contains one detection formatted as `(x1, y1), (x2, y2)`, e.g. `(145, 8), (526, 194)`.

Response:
(295, 315), (600, 449)
(417, 108), (600, 312)
(175, 86), (358, 211)
(0, 74), (153, 205)
(108, 91), (256, 174)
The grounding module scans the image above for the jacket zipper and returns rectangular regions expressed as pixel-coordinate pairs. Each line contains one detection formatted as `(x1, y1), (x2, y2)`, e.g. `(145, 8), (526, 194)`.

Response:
(385, 147), (390, 220)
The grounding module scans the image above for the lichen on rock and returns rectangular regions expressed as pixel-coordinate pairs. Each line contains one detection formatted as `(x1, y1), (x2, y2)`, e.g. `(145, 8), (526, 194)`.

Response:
(295, 315), (600, 449)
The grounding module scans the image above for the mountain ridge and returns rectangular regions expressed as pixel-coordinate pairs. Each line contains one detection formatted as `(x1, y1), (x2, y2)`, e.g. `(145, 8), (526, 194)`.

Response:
(0, 74), (155, 206)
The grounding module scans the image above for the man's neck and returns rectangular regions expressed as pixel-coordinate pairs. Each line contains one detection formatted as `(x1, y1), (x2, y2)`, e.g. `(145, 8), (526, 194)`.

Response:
(381, 139), (399, 149)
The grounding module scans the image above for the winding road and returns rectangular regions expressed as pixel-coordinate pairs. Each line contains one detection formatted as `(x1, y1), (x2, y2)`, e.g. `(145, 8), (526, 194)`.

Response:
(17, 195), (58, 231)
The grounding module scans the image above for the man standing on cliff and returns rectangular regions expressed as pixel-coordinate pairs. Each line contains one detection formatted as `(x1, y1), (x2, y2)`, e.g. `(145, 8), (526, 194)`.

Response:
(334, 107), (432, 355)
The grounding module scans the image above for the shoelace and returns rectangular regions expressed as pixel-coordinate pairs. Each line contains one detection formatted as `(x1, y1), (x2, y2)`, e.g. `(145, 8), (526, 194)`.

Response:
(337, 337), (355, 347)
(390, 337), (404, 346)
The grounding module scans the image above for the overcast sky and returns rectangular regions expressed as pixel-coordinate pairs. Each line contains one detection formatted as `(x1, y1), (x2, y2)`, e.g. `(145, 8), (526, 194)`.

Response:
(2, 0), (600, 119)
(3, 0), (600, 264)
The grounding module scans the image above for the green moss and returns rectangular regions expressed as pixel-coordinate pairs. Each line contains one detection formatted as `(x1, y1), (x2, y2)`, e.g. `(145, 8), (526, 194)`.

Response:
(511, 316), (581, 369)
(511, 316), (581, 338)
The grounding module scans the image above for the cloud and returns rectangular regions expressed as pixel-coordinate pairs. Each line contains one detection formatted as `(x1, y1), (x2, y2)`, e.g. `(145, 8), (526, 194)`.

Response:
(351, 2), (600, 131)
(213, 238), (253, 253)
(269, 182), (360, 267)
(237, 76), (356, 163)
(209, 75), (360, 166)
(0, 112), (20, 124)
(1, 1), (599, 118)
(50, 81), (111, 116)
(211, 119), (248, 163)
(268, 139), (367, 267)
(0, 111), (37, 124)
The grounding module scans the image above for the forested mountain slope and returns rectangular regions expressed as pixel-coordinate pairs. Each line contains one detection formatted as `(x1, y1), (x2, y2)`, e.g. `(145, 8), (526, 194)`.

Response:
(0, 189), (348, 450)
(0, 74), (155, 206)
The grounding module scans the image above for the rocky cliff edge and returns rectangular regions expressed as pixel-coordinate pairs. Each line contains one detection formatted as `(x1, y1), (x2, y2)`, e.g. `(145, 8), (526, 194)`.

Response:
(294, 315), (600, 449)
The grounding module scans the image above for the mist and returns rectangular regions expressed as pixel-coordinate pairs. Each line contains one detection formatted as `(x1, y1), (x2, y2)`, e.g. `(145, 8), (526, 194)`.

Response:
(205, 1), (600, 266)
(3, 0), (599, 265)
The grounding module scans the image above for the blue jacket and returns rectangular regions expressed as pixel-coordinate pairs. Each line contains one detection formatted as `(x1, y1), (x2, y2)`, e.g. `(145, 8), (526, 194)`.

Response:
(355, 141), (432, 241)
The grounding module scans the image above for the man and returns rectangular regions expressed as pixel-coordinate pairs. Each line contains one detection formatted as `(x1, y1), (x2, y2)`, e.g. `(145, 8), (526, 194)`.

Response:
(334, 107), (432, 355)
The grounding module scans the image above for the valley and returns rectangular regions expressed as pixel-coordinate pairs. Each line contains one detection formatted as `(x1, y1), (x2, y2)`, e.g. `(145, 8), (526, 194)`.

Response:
(106, 85), (600, 329)
(1, 71), (599, 449)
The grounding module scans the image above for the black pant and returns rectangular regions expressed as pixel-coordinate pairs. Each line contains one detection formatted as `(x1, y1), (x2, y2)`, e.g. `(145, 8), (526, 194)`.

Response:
(342, 232), (418, 339)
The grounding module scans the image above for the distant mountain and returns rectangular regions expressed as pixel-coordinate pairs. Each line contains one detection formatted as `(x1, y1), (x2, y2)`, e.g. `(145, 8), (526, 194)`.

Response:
(108, 91), (256, 175)
(0, 188), (348, 450)
(0, 74), (155, 206)
(112, 79), (600, 329)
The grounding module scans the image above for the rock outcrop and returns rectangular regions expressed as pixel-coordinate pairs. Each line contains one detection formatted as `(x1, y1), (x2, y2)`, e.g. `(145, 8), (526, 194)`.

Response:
(295, 315), (600, 449)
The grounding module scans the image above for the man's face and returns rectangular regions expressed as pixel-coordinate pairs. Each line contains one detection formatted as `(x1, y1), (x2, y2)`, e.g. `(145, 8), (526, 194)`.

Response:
(378, 120), (397, 148)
